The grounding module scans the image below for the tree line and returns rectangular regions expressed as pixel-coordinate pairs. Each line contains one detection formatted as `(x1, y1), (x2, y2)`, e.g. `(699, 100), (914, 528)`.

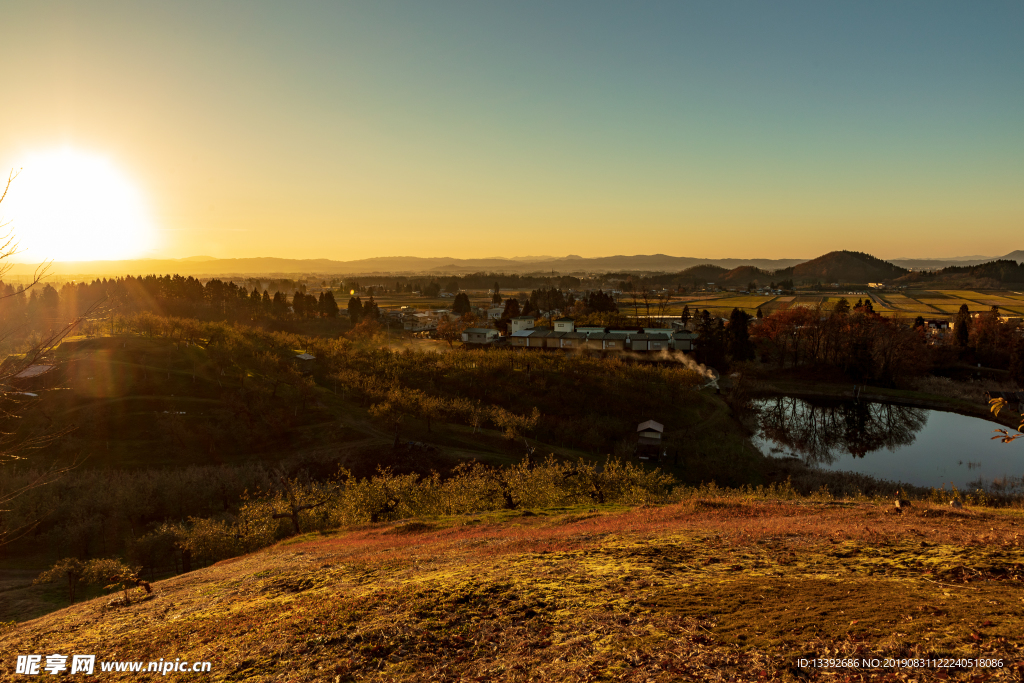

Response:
(681, 299), (1023, 386)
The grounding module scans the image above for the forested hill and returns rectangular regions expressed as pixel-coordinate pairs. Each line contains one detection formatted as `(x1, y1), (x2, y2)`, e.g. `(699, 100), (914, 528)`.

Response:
(1001, 250), (1024, 263)
(773, 251), (908, 284)
(716, 265), (774, 286)
(899, 259), (1024, 285)
(677, 264), (729, 283)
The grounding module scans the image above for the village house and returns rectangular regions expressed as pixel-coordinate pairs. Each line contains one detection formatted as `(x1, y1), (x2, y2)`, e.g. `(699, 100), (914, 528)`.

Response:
(510, 316), (536, 333)
(403, 309), (456, 332)
(462, 328), (500, 345)
(553, 316), (574, 332)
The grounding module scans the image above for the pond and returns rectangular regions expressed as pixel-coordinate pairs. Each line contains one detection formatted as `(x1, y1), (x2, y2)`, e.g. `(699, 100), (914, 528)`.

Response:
(752, 396), (1023, 491)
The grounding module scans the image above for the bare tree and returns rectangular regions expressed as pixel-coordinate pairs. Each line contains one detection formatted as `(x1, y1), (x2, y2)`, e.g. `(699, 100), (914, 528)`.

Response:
(0, 169), (97, 546)
(0, 170), (51, 296)
(639, 283), (653, 327)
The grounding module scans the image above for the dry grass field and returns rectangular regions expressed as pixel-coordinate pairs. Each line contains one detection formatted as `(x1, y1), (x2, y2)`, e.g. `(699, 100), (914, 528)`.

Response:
(4, 495), (1023, 681)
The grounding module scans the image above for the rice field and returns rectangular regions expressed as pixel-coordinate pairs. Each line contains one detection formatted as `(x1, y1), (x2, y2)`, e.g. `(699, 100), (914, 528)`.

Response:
(370, 287), (1024, 321)
(667, 288), (1024, 320)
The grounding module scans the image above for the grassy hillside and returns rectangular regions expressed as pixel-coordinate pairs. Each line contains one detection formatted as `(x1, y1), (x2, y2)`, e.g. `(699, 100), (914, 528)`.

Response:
(1, 325), (768, 627)
(35, 335), (366, 470)
(4, 494), (1023, 681)
(29, 331), (752, 476)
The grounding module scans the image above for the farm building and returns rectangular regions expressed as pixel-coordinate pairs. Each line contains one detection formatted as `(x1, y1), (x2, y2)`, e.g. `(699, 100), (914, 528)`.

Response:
(14, 364), (55, 379)
(503, 318), (697, 354)
(636, 419), (665, 460)
(462, 328), (500, 345)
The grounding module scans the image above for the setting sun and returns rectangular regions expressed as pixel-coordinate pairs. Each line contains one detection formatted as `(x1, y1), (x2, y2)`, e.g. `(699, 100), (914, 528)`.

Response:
(3, 148), (158, 262)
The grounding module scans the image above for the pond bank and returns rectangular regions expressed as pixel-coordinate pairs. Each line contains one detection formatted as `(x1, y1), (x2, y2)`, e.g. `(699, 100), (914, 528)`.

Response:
(745, 379), (1021, 430)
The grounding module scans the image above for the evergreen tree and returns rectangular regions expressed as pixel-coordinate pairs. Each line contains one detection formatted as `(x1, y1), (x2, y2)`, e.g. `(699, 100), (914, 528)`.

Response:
(728, 308), (754, 361)
(452, 292), (472, 315)
(320, 290), (339, 317)
(954, 303), (972, 347)
(680, 304), (691, 328)
(501, 297), (521, 319)
(363, 296), (380, 321)
(271, 291), (287, 317)
(347, 296), (363, 324)
(291, 291), (306, 317)
(584, 290), (617, 313)
(694, 310), (715, 365)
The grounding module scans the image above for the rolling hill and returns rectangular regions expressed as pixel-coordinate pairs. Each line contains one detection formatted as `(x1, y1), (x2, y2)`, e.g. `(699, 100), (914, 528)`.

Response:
(897, 258), (1024, 286)
(8, 250), (1017, 282)
(717, 265), (773, 286)
(773, 250), (908, 284)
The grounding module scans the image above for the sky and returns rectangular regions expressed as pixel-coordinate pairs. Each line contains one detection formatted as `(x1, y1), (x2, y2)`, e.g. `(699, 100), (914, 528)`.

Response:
(0, 1), (1021, 263)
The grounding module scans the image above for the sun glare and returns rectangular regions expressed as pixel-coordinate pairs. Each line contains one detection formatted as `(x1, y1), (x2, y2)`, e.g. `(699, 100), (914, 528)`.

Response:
(2, 148), (158, 262)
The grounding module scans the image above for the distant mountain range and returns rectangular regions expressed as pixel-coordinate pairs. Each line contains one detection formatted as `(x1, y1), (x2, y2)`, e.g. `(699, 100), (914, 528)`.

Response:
(5, 250), (1021, 278)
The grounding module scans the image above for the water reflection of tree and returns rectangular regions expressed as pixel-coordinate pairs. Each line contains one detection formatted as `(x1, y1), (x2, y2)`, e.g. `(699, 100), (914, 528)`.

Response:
(757, 397), (927, 465)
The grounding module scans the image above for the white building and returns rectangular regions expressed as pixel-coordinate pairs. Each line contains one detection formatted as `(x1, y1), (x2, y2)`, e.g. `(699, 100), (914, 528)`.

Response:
(510, 316), (536, 334)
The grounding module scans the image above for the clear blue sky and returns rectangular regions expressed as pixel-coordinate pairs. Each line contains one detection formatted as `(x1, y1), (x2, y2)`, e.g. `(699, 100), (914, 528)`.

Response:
(1, 1), (1021, 260)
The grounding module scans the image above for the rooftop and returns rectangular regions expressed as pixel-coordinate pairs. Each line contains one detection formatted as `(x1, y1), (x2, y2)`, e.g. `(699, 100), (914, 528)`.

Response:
(637, 419), (664, 433)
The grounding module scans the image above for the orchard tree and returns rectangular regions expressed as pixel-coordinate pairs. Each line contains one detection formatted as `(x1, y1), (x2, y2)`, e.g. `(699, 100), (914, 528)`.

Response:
(34, 557), (87, 603)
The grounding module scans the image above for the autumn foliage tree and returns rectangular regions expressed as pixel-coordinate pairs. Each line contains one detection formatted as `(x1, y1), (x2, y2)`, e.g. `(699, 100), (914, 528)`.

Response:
(751, 304), (930, 385)
(436, 315), (468, 348)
